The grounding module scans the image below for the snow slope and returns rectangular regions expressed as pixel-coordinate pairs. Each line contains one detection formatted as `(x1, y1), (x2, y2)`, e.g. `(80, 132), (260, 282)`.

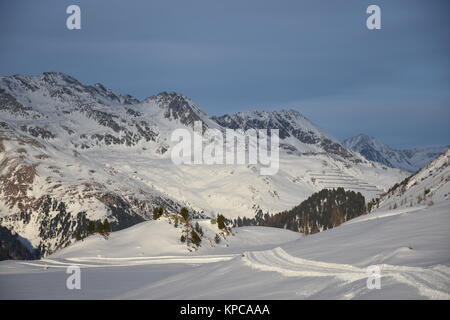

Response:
(0, 225), (301, 299)
(0, 202), (448, 299)
(120, 202), (450, 300)
(50, 219), (301, 259)
(50, 219), (190, 259)
(374, 148), (450, 211)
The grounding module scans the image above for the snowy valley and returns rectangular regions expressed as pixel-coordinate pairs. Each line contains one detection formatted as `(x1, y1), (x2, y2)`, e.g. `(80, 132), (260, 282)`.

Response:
(0, 72), (449, 300)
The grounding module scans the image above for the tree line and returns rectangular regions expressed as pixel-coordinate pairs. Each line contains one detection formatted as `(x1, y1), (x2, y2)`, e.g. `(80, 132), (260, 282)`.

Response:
(233, 188), (366, 235)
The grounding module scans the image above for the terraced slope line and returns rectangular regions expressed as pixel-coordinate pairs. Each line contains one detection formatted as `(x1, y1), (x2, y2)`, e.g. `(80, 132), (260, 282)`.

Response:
(306, 168), (383, 199)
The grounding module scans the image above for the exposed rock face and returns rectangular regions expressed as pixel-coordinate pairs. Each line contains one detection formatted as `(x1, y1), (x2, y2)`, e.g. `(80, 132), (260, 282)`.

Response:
(0, 225), (39, 260)
(145, 92), (208, 127)
(213, 109), (353, 159)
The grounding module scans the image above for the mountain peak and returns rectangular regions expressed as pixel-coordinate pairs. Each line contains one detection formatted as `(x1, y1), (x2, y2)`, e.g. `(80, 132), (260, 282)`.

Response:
(212, 108), (353, 158)
(143, 91), (210, 127)
(343, 134), (387, 149)
(39, 71), (81, 86)
(0, 72), (141, 106)
(144, 91), (190, 105)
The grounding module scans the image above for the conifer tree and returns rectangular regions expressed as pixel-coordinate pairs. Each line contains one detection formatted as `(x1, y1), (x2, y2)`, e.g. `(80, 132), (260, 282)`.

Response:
(180, 207), (189, 223)
(103, 219), (110, 234)
(87, 221), (95, 235)
(153, 207), (163, 220)
(95, 220), (103, 233)
(217, 214), (226, 230)
(194, 221), (203, 236)
(190, 230), (201, 246)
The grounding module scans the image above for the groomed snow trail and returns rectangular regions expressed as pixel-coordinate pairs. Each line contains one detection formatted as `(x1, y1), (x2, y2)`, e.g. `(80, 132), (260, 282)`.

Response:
(243, 247), (450, 299)
(17, 254), (238, 269)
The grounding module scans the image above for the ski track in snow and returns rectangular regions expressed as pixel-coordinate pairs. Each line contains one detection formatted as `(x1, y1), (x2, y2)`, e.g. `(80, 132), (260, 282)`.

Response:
(17, 254), (238, 269)
(243, 247), (450, 300)
(13, 246), (450, 300)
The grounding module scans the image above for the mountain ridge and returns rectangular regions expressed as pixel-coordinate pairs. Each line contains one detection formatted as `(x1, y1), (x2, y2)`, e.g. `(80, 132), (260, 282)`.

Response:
(343, 134), (448, 172)
(369, 148), (450, 211)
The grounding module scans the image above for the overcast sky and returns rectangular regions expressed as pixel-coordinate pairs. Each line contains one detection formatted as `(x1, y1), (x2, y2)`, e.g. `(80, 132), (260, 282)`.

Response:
(0, 0), (449, 148)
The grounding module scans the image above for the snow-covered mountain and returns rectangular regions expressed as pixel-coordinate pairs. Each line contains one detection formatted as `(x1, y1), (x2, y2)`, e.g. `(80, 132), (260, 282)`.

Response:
(343, 134), (448, 172)
(0, 72), (407, 256)
(213, 110), (353, 158)
(371, 148), (450, 211)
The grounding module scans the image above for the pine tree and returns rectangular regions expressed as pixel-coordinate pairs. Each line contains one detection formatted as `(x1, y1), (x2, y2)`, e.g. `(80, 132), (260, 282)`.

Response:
(87, 221), (95, 235)
(194, 221), (203, 236)
(217, 214), (226, 230)
(180, 207), (189, 223)
(190, 230), (201, 246)
(95, 220), (103, 233)
(153, 207), (163, 220)
(331, 206), (343, 227)
(103, 219), (110, 234)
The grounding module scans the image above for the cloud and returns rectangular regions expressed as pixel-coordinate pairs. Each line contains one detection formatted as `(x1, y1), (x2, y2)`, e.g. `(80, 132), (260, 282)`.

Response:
(0, 0), (449, 148)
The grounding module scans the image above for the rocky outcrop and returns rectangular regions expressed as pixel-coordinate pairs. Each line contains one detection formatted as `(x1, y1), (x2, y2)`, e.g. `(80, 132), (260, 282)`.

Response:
(0, 225), (39, 260)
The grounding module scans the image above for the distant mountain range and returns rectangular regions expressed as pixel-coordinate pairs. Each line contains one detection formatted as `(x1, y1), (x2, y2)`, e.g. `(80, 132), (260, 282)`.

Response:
(343, 134), (448, 173)
(0, 72), (407, 256)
